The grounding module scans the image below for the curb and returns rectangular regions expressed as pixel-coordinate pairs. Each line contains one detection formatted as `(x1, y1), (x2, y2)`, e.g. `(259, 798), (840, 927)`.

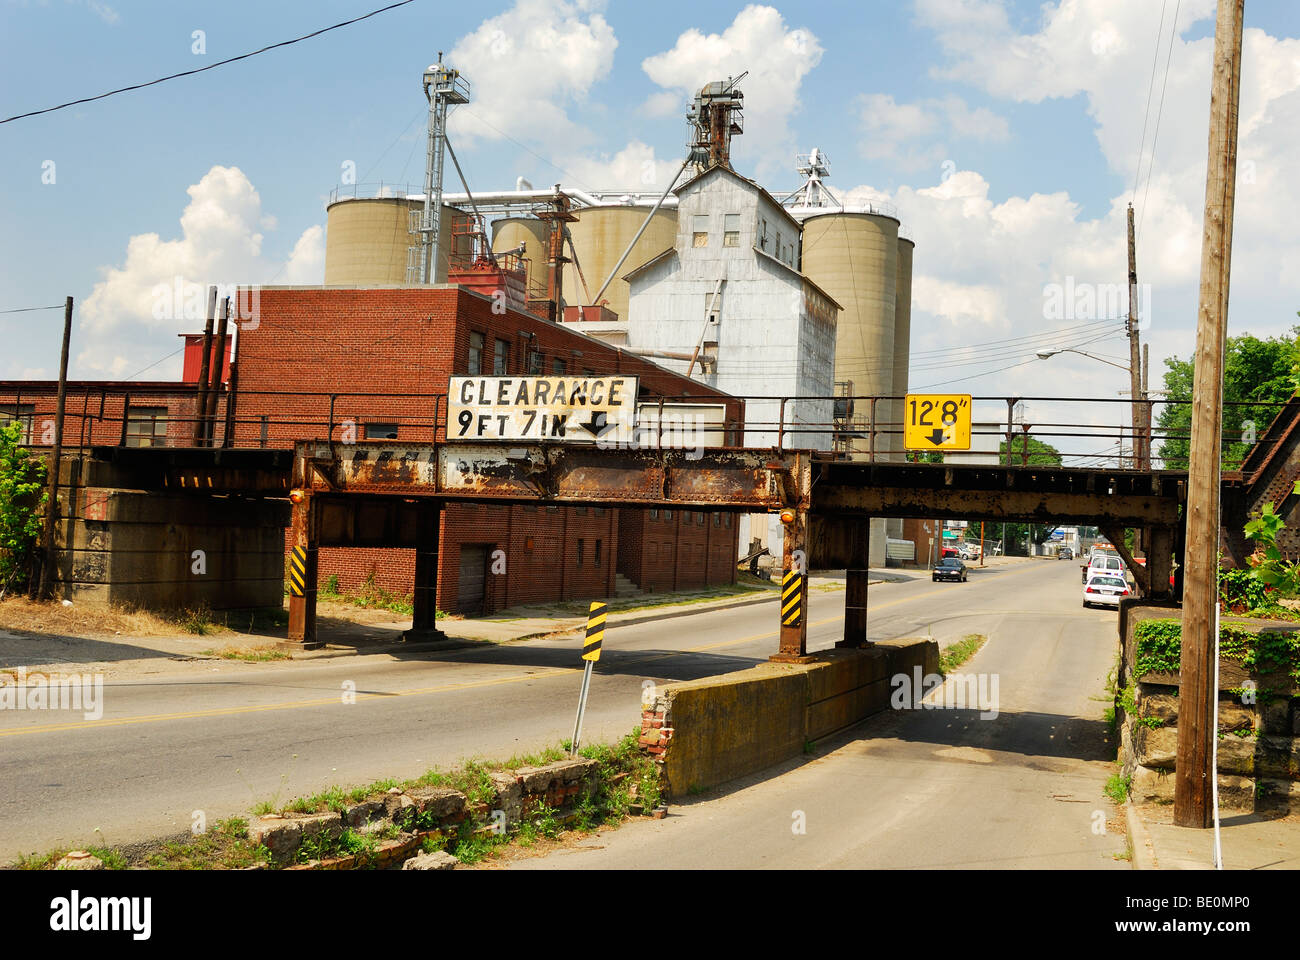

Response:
(1124, 799), (1158, 870)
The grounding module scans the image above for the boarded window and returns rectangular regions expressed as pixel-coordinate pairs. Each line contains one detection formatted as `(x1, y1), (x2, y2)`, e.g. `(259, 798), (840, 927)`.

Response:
(594, 539), (602, 566)
(723, 214), (740, 247)
(692, 214), (709, 248)
(577, 539), (585, 565)
(365, 423), (398, 440)
(551, 357), (567, 375)
(493, 338), (509, 375)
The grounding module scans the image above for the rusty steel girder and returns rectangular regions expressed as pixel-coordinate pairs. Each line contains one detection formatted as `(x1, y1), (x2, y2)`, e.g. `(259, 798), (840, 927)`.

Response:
(294, 441), (809, 511)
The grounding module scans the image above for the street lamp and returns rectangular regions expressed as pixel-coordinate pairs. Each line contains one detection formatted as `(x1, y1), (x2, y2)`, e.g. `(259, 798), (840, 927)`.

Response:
(1036, 347), (1149, 468)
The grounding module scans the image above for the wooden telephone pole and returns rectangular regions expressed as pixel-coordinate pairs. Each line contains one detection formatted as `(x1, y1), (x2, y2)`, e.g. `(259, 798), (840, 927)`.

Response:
(1126, 204), (1144, 471)
(1175, 0), (1245, 828)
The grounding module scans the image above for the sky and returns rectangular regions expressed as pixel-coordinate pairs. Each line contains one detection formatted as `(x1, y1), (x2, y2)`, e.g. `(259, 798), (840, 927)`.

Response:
(1, 0), (1298, 463)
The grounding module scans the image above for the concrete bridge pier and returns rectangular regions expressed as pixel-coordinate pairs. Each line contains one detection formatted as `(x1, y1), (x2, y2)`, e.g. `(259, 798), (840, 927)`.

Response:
(838, 518), (871, 650)
(404, 502), (446, 642)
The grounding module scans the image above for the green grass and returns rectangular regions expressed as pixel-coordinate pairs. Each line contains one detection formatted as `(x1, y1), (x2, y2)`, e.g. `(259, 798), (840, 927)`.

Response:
(1105, 772), (1132, 804)
(938, 634), (987, 674)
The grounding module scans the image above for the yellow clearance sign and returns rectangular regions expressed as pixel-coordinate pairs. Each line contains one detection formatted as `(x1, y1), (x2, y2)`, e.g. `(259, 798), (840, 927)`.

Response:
(903, 394), (972, 451)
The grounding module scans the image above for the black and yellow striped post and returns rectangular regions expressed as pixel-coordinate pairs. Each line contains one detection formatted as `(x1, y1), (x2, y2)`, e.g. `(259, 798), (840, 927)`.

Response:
(288, 547), (308, 598)
(781, 568), (803, 627)
(286, 489), (320, 649)
(582, 600), (606, 662)
(570, 601), (606, 755)
(772, 507), (812, 663)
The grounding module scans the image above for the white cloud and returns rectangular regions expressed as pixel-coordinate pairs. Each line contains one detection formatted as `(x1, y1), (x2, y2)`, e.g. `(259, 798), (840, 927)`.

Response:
(641, 5), (824, 179)
(74, 166), (323, 380)
(559, 140), (682, 193)
(857, 93), (1009, 171)
(446, 0), (617, 150)
(880, 0), (1300, 415)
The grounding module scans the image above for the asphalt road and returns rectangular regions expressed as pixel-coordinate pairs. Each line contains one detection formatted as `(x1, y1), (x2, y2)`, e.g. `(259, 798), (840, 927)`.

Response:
(509, 558), (1129, 869)
(0, 557), (1119, 860)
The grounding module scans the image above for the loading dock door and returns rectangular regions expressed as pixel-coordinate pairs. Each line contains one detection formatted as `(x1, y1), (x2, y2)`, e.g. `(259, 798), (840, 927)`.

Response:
(457, 545), (489, 615)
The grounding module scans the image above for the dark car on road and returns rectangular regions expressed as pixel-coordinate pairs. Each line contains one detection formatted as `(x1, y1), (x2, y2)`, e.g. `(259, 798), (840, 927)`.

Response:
(932, 557), (968, 582)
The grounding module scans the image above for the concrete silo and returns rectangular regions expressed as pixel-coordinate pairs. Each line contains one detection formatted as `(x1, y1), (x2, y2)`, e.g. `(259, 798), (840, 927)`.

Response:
(799, 211), (900, 455)
(563, 205), (678, 322)
(324, 197), (471, 285)
(892, 236), (914, 436)
(490, 217), (551, 298)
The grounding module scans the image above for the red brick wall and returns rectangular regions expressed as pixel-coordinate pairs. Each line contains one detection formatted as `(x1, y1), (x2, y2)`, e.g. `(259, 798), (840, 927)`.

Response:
(0, 382), (221, 447)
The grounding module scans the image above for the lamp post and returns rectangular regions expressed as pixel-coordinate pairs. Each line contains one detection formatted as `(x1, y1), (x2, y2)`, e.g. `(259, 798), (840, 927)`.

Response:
(1036, 347), (1148, 469)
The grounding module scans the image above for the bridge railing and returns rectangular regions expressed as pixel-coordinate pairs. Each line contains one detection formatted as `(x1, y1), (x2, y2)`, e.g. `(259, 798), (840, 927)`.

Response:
(1, 385), (1292, 475)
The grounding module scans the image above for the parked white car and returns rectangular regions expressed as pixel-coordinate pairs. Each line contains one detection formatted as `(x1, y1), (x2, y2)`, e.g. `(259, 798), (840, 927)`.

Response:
(1083, 572), (1130, 608)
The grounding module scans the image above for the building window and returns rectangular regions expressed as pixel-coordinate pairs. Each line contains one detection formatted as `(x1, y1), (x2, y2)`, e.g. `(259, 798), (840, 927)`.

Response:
(692, 215), (709, 248)
(649, 508), (659, 520)
(594, 507), (605, 517)
(594, 539), (602, 566)
(712, 512), (721, 527)
(125, 406), (167, 447)
(760, 218), (769, 251)
(527, 349), (543, 375)
(468, 331), (485, 375)
(663, 509), (673, 522)
(551, 357), (567, 375)
(493, 338), (509, 375)
(522, 504), (537, 512)
(575, 506), (588, 515)
(723, 214), (740, 247)
(724, 513), (732, 528)
(0, 404), (35, 444)
(576, 539), (585, 565)
(696, 511), (705, 525)
(774, 230), (782, 259)
(365, 423), (399, 440)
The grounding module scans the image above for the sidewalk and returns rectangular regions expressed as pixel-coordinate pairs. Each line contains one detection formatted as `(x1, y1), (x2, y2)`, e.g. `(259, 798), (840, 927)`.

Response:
(1126, 802), (1300, 869)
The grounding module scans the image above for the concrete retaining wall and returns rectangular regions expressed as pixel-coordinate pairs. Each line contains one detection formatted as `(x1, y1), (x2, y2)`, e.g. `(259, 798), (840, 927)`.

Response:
(641, 639), (939, 797)
(54, 487), (288, 611)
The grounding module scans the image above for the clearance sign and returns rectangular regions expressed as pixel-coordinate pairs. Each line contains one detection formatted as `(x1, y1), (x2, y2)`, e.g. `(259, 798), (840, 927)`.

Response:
(447, 375), (640, 443)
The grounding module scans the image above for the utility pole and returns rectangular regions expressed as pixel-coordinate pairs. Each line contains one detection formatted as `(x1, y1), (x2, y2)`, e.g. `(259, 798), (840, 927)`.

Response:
(1126, 204), (1145, 471)
(1176, 0), (1244, 829)
(36, 296), (73, 600)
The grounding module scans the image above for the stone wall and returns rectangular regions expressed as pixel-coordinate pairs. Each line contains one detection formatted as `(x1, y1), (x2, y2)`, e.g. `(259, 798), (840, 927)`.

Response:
(248, 757), (603, 870)
(1118, 601), (1300, 815)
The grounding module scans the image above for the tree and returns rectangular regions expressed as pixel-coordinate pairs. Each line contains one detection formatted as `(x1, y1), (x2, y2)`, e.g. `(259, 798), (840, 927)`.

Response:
(0, 421), (47, 597)
(1156, 328), (1298, 470)
(998, 436), (1063, 467)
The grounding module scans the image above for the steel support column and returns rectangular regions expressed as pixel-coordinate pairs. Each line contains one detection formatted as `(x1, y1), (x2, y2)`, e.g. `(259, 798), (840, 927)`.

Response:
(771, 510), (812, 663)
(1147, 525), (1174, 599)
(405, 501), (447, 641)
(838, 519), (871, 648)
(285, 493), (321, 650)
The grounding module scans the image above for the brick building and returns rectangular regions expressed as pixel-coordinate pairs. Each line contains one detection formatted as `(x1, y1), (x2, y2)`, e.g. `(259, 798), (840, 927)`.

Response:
(229, 285), (746, 613)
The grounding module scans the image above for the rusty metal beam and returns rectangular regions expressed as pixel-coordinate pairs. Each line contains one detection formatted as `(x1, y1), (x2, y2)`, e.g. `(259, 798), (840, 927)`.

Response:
(1102, 524), (1149, 595)
(815, 485), (1180, 527)
(297, 441), (803, 510)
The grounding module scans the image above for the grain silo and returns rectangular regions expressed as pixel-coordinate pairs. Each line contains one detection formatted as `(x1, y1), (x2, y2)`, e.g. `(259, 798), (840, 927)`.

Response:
(799, 211), (900, 455)
(490, 217), (551, 298)
(324, 197), (471, 285)
(892, 236), (914, 429)
(563, 205), (678, 322)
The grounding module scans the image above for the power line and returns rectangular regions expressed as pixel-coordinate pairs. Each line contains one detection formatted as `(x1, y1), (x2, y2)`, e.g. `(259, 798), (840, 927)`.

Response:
(1132, 0), (1170, 203)
(1138, 0), (1183, 238)
(0, 1), (417, 125)
(0, 304), (65, 315)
